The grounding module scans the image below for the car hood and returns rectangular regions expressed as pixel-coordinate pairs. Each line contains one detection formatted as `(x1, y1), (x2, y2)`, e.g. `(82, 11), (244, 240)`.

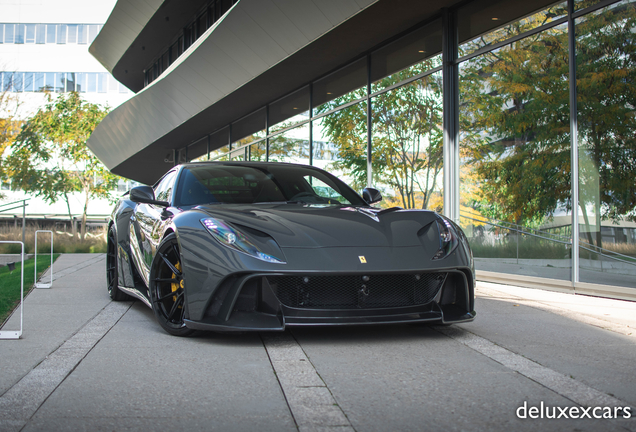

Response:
(193, 204), (440, 248)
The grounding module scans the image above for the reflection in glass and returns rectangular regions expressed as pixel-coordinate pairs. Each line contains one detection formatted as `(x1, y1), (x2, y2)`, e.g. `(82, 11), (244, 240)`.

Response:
(209, 145), (230, 161)
(576, 0), (636, 287)
(229, 147), (246, 161)
(459, 23), (572, 281)
(371, 73), (443, 210)
(458, 2), (567, 58)
(208, 128), (231, 161)
(232, 108), (266, 143)
(249, 141), (267, 162)
(575, 0), (604, 12)
(370, 19), (442, 93)
(268, 123), (310, 165)
(269, 87), (310, 134)
(312, 102), (367, 192)
(313, 58), (367, 114)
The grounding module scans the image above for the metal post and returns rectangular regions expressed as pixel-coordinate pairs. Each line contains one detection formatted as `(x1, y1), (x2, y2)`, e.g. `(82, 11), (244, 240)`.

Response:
(442, 8), (460, 222)
(35, 230), (53, 289)
(309, 83), (313, 166)
(0, 241), (25, 339)
(568, 0), (580, 286)
(266, 106), (270, 162)
(22, 200), (26, 248)
(366, 55), (373, 187)
(207, 135), (210, 160)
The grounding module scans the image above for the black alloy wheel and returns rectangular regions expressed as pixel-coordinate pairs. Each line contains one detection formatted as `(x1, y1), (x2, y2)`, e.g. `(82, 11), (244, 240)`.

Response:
(149, 233), (194, 337)
(107, 225), (132, 301)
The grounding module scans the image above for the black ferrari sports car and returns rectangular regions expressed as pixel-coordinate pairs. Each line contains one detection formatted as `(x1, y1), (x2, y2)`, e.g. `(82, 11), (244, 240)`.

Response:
(107, 161), (475, 336)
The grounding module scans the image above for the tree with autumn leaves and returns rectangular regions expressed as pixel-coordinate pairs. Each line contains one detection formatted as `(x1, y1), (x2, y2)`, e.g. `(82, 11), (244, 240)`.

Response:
(316, 61), (444, 210)
(0, 90), (23, 199)
(315, 2), (636, 251)
(461, 1), (636, 249)
(1, 92), (119, 240)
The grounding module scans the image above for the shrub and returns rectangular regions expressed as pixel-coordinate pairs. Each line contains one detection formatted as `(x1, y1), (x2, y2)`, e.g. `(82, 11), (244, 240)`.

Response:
(0, 224), (106, 254)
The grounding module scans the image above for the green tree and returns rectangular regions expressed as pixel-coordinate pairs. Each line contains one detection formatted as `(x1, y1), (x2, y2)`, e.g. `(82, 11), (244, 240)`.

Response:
(316, 61), (444, 209)
(460, 1), (636, 249)
(460, 25), (572, 227)
(3, 92), (118, 239)
(0, 88), (23, 198)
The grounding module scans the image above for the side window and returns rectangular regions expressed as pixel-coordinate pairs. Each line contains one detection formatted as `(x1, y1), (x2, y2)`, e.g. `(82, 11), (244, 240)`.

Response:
(153, 171), (177, 203)
(304, 176), (351, 205)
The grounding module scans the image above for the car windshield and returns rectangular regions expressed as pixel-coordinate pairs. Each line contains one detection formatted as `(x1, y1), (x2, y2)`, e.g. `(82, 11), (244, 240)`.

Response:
(174, 163), (367, 207)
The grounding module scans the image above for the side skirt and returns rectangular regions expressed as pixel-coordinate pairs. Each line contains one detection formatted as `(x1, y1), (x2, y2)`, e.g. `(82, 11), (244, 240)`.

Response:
(118, 285), (152, 308)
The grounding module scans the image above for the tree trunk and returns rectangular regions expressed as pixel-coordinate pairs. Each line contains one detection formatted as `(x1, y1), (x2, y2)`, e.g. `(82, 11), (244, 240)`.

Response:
(64, 192), (75, 238)
(580, 203), (596, 255)
(81, 188), (89, 241)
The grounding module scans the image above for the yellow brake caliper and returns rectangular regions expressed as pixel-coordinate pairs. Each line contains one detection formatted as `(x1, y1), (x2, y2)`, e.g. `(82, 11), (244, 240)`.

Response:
(171, 261), (182, 304)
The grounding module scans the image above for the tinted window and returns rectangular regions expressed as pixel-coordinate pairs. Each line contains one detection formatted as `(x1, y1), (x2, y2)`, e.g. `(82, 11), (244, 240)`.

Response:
(175, 164), (365, 207)
(153, 170), (177, 203)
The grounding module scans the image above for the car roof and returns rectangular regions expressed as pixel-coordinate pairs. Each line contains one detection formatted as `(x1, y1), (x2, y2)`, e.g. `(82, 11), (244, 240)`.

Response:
(180, 160), (319, 170)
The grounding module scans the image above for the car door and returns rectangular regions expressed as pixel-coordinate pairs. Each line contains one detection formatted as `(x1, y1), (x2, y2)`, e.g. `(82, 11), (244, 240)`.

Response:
(130, 170), (178, 290)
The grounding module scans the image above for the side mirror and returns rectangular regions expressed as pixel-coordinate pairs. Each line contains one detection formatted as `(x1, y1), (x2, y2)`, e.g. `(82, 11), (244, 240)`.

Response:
(362, 187), (382, 204)
(129, 186), (170, 207)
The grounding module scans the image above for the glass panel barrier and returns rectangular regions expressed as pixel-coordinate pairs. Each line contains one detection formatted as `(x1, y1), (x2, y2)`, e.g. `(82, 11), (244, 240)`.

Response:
(312, 102), (367, 192)
(576, 0), (636, 288)
(268, 123), (310, 165)
(459, 22), (572, 281)
(371, 72), (444, 210)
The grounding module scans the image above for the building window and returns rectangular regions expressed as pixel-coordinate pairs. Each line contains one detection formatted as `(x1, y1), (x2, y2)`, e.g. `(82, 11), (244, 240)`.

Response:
(56, 24), (67, 44)
(5, 24), (15, 43)
(0, 71), (131, 94)
(35, 24), (45, 44)
(0, 23), (102, 45)
(46, 24), (56, 43)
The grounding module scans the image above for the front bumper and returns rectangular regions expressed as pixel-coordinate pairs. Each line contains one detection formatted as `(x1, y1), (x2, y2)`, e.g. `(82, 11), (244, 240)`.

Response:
(183, 269), (475, 331)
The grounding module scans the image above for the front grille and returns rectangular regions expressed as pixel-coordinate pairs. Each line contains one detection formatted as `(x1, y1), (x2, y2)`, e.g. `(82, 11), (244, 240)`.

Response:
(267, 273), (446, 309)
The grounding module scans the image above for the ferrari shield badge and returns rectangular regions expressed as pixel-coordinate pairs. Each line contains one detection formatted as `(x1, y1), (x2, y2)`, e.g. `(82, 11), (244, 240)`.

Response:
(359, 256), (367, 264)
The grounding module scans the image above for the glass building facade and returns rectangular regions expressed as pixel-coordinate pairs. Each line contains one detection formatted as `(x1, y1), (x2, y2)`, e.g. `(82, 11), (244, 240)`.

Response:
(128, 0), (636, 294)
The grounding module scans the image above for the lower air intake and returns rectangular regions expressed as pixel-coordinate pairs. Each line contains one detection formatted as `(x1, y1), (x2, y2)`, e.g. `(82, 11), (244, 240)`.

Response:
(267, 273), (446, 309)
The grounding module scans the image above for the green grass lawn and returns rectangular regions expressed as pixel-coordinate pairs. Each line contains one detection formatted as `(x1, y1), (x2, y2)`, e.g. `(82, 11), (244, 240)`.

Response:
(0, 254), (60, 324)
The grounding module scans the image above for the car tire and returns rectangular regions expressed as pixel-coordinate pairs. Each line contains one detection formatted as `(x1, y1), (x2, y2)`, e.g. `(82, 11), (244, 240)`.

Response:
(149, 233), (195, 337)
(107, 225), (133, 301)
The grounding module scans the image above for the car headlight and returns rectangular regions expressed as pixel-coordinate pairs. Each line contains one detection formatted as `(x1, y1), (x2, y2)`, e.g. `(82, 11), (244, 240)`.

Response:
(201, 218), (285, 264)
(432, 216), (459, 260)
